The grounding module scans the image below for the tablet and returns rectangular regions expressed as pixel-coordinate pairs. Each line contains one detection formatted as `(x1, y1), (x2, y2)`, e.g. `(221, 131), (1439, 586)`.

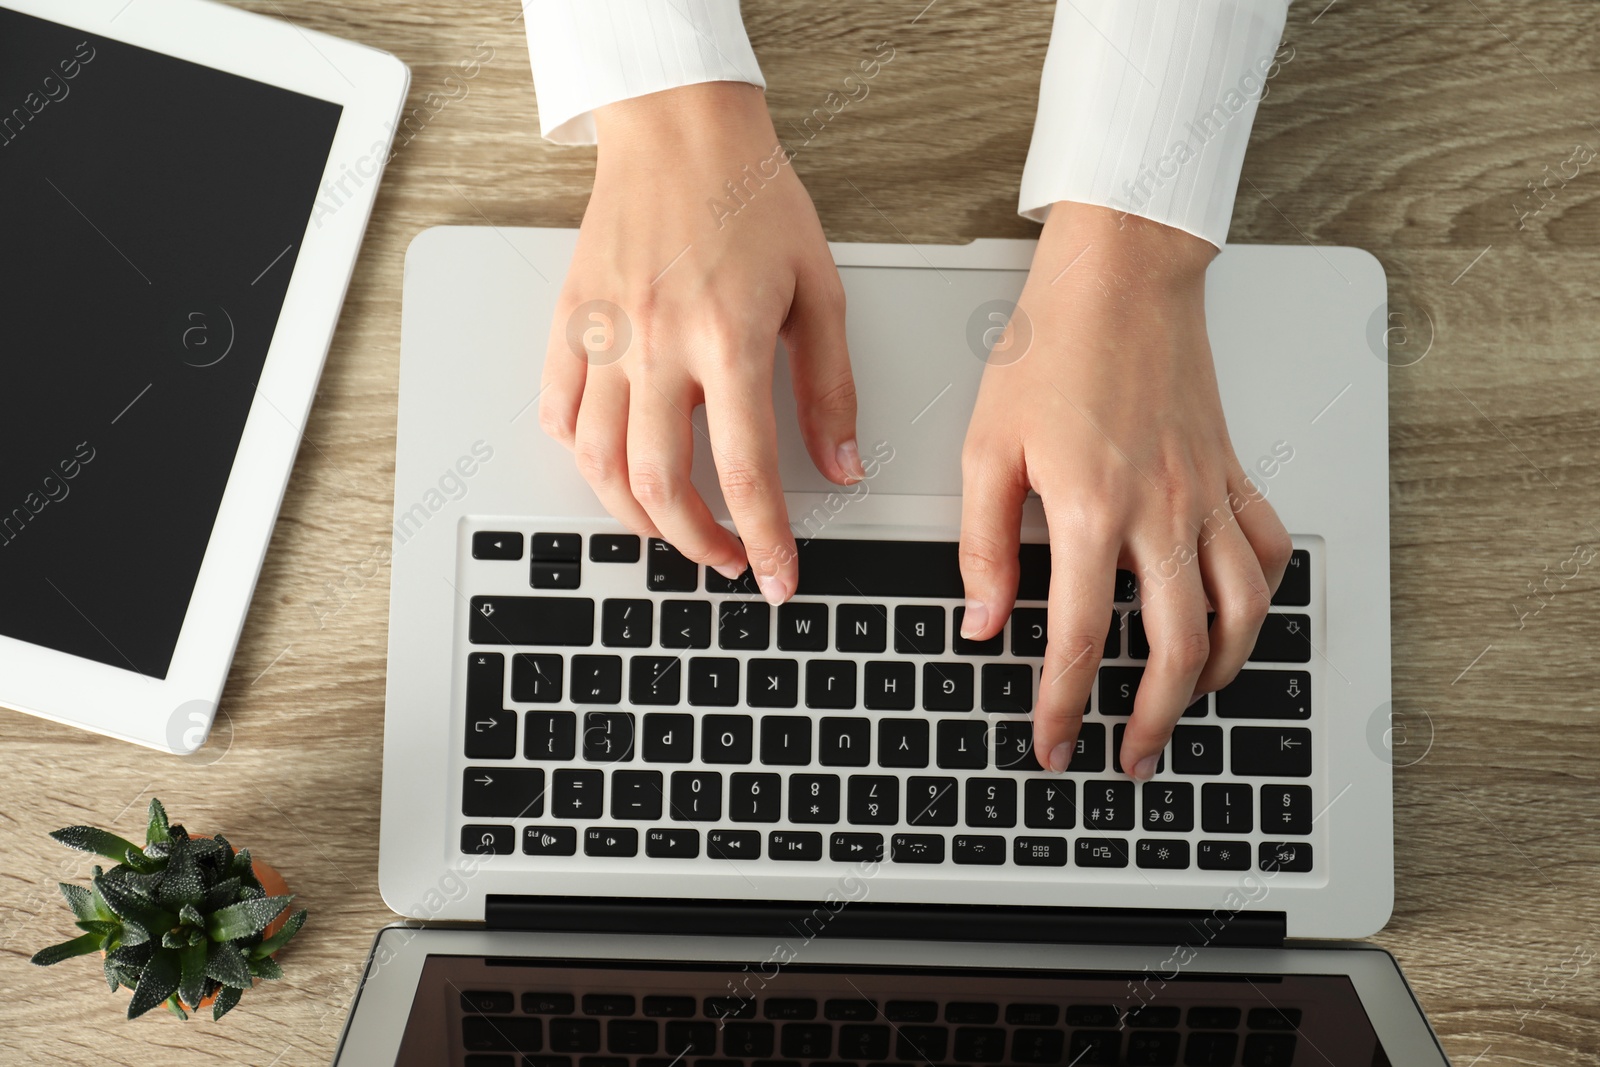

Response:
(0, 0), (408, 752)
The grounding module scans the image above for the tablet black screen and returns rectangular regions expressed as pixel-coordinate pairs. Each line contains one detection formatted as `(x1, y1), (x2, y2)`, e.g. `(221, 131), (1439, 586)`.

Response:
(0, 8), (343, 679)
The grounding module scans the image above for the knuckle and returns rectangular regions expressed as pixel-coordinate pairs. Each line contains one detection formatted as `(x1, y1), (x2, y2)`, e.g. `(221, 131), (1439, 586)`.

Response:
(627, 461), (680, 510)
(537, 398), (576, 445)
(958, 531), (1013, 578)
(717, 457), (769, 510)
(1047, 633), (1102, 676)
(808, 369), (858, 416)
(572, 439), (621, 486)
(1161, 629), (1212, 674)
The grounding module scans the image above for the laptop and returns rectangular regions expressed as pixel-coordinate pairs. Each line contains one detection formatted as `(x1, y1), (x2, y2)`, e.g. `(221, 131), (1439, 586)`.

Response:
(339, 227), (1445, 1065)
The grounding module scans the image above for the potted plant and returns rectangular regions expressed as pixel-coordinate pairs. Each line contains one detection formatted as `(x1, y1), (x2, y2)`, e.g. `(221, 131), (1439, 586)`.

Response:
(30, 798), (306, 1020)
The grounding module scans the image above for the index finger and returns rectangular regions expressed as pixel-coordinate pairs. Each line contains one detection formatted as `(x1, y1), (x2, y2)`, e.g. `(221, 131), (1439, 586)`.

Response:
(1034, 505), (1119, 773)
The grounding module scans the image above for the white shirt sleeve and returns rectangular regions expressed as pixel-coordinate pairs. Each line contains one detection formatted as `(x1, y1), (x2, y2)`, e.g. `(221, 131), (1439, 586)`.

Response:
(523, 0), (765, 145)
(1019, 0), (1293, 248)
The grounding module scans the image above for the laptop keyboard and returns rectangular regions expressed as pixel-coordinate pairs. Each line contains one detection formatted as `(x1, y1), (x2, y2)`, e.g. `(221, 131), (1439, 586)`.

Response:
(457, 522), (1320, 878)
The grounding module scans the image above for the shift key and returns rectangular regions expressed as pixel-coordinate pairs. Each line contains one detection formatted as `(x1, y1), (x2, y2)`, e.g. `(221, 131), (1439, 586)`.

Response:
(470, 597), (594, 646)
(1231, 727), (1311, 777)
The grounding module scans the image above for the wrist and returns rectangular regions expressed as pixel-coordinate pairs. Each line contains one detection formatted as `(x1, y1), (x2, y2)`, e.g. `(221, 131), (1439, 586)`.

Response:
(1035, 201), (1216, 296)
(594, 81), (775, 156)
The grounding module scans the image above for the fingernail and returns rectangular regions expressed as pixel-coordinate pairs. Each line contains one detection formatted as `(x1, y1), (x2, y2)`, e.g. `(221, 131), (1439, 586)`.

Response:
(1048, 742), (1072, 773)
(960, 599), (988, 639)
(1132, 755), (1159, 781)
(756, 572), (790, 606)
(713, 562), (747, 581)
(836, 439), (867, 483)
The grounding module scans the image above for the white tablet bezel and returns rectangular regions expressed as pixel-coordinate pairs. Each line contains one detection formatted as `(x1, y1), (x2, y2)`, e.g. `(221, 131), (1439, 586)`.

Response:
(330, 926), (1451, 1067)
(0, 0), (409, 752)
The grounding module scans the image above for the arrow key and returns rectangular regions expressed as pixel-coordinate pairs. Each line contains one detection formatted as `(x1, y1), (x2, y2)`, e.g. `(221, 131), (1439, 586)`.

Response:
(645, 827), (700, 858)
(462, 766), (544, 818)
(590, 534), (641, 563)
(472, 531), (524, 561)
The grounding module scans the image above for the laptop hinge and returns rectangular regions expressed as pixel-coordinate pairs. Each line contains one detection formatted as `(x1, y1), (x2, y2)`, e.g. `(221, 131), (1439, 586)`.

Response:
(484, 896), (1286, 948)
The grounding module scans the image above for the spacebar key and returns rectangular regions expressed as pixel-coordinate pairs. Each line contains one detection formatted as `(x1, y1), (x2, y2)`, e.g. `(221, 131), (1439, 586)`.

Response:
(469, 596), (594, 646)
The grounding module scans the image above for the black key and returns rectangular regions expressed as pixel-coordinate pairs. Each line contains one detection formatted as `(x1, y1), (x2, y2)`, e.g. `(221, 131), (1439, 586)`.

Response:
(729, 772), (781, 821)
(905, 776), (958, 826)
(718, 601), (770, 650)
(1201, 782), (1253, 833)
(463, 767), (545, 818)
(1143, 781), (1194, 831)
(584, 826), (638, 857)
(601, 599), (652, 647)
(994, 719), (1041, 771)
(1261, 784), (1313, 835)
(760, 716), (812, 765)
(1232, 727), (1312, 777)
(825, 998), (880, 1020)
(722, 1022), (774, 1057)
(530, 532), (581, 561)
(1082, 780), (1134, 831)
(746, 658), (799, 707)
(965, 777), (1017, 827)
(511, 653), (564, 703)
(836, 603), (887, 651)
(923, 662), (975, 711)
(470, 596), (594, 646)
(473, 531), (523, 560)
(847, 775), (898, 824)
(462, 1015), (542, 1051)
(1186, 1031), (1239, 1065)
(1272, 549), (1311, 606)
(1172, 724), (1224, 775)
(644, 995), (697, 1018)
(981, 663), (1033, 712)
(554, 768), (603, 818)
(461, 824), (514, 855)
(764, 1000), (816, 1022)
(703, 995), (756, 1021)
(894, 605), (945, 654)
(781, 1021), (831, 1057)
(878, 718), (930, 767)
(1014, 836), (1069, 866)
(1069, 721), (1107, 772)
(645, 538), (697, 592)
(936, 718), (989, 769)
(1024, 779), (1075, 829)
(1006, 1004), (1059, 1026)
(1217, 670), (1311, 719)
(864, 661), (916, 710)
(1115, 568), (1138, 602)
(525, 711), (577, 761)
(897, 1024), (949, 1060)
(582, 711), (634, 763)
(1076, 837), (1130, 867)
(886, 1002), (938, 1023)
(1124, 1004), (1182, 1028)
(1011, 607), (1048, 657)
(523, 825), (578, 856)
(1189, 1006), (1242, 1029)
(1104, 612), (1122, 659)
(583, 993), (635, 1015)
(1113, 723), (1165, 774)
(1260, 840), (1314, 873)
(819, 717), (871, 766)
(954, 1025), (1007, 1062)
(776, 601), (829, 650)
(789, 774), (840, 823)
(830, 832), (885, 861)
(549, 1018), (600, 1053)
(1248, 1007), (1303, 1031)
(806, 660), (857, 709)
(590, 533), (640, 563)
(1098, 666), (1143, 714)
(607, 1019), (657, 1054)
(1197, 839), (1251, 871)
(611, 770), (663, 820)
(668, 770), (721, 821)
(523, 992), (575, 1014)
(641, 712), (693, 762)
(628, 656), (681, 706)
(658, 600), (711, 649)
(1128, 610), (1150, 659)
(1129, 1030), (1181, 1064)
(687, 657), (739, 706)
(838, 1023), (891, 1060)
(705, 565), (758, 595)
(1013, 1026), (1065, 1063)
(460, 989), (514, 1013)
(530, 560), (580, 589)
(1243, 1032), (1298, 1066)
(1249, 614), (1312, 662)
(465, 666), (516, 760)
(570, 654), (622, 704)
(703, 714), (754, 763)
(1071, 1029), (1123, 1065)
(951, 606), (1003, 655)
(1135, 838), (1191, 870)
(953, 834), (1007, 865)
(891, 833), (945, 863)
(769, 830), (823, 861)
(707, 828), (760, 860)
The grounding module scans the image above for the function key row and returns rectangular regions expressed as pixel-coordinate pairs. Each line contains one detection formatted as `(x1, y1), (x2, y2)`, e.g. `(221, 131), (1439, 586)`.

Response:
(461, 823), (1314, 872)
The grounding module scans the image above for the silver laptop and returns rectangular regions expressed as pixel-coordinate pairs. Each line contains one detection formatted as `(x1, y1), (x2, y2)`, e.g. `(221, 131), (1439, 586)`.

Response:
(339, 227), (1440, 1065)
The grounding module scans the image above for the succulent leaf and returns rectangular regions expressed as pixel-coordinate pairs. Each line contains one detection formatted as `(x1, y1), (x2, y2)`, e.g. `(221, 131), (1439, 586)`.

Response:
(103, 954), (120, 992)
(94, 871), (177, 935)
(212, 984), (243, 1021)
(59, 882), (102, 922)
(178, 903), (204, 927)
(200, 878), (241, 913)
(207, 895), (292, 942)
(115, 921), (150, 947)
(158, 846), (205, 910)
(178, 940), (208, 1012)
(204, 940), (251, 989)
(74, 919), (121, 938)
(247, 955), (283, 981)
(146, 798), (170, 846)
(251, 909), (307, 959)
(127, 947), (181, 1019)
(161, 930), (187, 949)
(106, 941), (154, 969)
(50, 826), (143, 864)
(30, 932), (103, 966)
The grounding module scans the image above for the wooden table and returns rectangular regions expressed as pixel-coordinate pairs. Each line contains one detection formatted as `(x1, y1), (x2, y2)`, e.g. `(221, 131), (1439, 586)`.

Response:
(3, 1), (1596, 1063)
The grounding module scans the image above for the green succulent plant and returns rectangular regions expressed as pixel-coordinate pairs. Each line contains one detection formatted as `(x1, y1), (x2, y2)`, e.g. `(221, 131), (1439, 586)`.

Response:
(30, 798), (306, 1020)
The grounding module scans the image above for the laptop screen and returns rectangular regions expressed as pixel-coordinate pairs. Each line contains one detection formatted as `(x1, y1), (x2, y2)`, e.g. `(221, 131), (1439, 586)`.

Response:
(391, 954), (1391, 1065)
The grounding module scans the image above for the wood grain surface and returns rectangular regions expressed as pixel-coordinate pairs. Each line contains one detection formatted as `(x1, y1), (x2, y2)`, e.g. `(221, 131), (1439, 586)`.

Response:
(3, 1), (1597, 1063)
